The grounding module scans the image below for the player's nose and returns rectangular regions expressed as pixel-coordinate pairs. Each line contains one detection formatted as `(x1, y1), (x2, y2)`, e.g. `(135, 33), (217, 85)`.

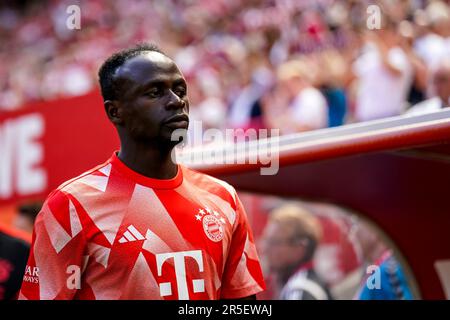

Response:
(165, 90), (186, 110)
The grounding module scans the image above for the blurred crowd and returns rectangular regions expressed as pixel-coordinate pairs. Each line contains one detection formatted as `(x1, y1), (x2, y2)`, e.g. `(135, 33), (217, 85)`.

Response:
(0, 0), (449, 134)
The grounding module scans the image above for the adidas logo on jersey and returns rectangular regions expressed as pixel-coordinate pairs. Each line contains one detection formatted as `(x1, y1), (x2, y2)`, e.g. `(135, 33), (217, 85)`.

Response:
(118, 225), (145, 243)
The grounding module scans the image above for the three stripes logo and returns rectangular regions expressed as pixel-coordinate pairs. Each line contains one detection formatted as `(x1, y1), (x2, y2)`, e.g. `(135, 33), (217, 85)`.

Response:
(118, 225), (145, 243)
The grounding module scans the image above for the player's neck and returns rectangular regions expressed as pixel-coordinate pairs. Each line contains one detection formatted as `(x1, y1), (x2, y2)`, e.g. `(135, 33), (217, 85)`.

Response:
(118, 142), (178, 180)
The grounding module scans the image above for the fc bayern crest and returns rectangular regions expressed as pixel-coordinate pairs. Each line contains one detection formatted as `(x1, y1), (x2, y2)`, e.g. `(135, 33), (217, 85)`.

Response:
(202, 214), (224, 242)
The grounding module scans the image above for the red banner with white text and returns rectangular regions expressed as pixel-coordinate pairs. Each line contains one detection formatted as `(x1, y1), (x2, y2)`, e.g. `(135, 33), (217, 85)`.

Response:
(0, 91), (119, 206)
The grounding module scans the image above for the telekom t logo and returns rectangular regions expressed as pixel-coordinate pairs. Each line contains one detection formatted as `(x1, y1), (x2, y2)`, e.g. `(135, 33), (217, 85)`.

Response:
(156, 250), (205, 300)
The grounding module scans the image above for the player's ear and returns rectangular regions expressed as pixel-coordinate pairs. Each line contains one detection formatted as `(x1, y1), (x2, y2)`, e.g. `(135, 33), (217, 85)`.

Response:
(104, 100), (124, 126)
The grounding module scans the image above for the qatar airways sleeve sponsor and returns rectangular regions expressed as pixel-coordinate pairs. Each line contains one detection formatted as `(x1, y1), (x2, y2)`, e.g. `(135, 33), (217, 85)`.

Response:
(22, 266), (40, 284)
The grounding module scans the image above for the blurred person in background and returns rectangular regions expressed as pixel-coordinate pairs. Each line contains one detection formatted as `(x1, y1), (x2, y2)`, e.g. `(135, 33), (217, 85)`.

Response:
(227, 53), (273, 131)
(262, 59), (328, 135)
(184, 73), (228, 147)
(413, 1), (450, 71)
(397, 20), (428, 107)
(356, 250), (414, 300)
(0, 223), (30, 300)
(261, 203), (332, 300)
(315, 49), (349, 127)
(13, 202), (42, 235)
(352, 18), (413, 122)
(352, 221), (413, 300)
(407, 58), (450, 115)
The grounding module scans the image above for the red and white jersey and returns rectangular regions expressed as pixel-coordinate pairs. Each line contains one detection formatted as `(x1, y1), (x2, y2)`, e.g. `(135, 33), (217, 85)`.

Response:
(19, 152), (265, 300)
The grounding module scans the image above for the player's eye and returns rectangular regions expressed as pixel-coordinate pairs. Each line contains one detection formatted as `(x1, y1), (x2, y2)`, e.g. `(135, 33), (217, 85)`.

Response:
(145, 87), (163, 98)
(174, 86), (187, 98)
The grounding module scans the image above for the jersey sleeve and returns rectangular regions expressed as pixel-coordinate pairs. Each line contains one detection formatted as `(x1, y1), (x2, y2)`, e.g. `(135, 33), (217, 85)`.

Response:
(19, 189), (87, 300)
(220, 190), (266, 299)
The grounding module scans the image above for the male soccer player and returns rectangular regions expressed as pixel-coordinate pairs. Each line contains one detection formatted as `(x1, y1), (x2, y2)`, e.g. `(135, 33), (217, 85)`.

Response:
(19, 43), (265, 300)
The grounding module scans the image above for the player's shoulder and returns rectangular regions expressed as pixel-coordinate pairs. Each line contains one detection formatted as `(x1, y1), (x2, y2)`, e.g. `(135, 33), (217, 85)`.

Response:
(43, 159), (112, 211)
(58, 159), (111, 192)
(180, 165), (238, 206)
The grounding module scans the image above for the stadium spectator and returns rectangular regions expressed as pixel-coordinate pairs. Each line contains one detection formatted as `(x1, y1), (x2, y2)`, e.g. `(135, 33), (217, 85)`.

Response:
(413, 1), (450, 70)
(352, 222), (413, 300)
(352, 20), (413, 121)
(356, 250), (413, 300)
(407, 58), (450, 115)
(262, 59), (328, 134)
(13, 201), (42, 235)
(0, 223), (30, 300)
(261, 203), (332, 300)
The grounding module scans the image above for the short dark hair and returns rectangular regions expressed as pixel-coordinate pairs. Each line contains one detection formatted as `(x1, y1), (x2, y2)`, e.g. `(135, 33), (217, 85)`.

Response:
(98, 43), (166, 101)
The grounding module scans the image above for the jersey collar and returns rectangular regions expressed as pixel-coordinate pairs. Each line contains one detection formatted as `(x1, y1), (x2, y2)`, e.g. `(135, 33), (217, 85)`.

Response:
(110, 151), (183, 189)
